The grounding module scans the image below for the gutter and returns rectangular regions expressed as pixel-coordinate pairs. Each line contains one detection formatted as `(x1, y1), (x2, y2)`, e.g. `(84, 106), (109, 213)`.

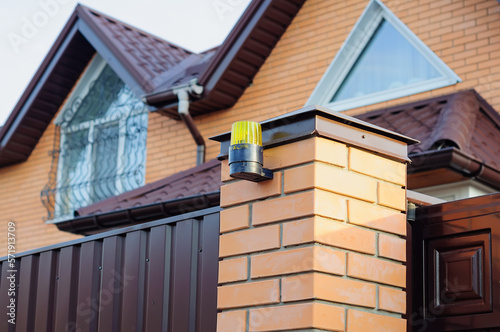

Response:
(174, 82), (205, 165)
(409, 147), (500, 189)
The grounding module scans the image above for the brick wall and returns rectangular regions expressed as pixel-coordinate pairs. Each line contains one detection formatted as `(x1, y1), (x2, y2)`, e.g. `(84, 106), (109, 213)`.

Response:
(146, 0), (500, 183)
(0, 121), (81, 255)
(216, 113), (409, 331)
(1, 0), (498, 253)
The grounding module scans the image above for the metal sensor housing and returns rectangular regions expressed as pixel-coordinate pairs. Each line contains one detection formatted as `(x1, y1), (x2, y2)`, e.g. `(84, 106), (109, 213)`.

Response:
(228, 121), (273, 182)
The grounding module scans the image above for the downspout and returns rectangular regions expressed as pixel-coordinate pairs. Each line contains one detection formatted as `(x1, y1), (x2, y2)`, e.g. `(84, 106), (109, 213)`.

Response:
(174, 84), (205, 165)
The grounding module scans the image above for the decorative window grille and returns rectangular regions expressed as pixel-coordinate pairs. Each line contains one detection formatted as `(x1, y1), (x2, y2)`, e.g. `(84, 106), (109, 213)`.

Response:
(41, 55), (148, 222)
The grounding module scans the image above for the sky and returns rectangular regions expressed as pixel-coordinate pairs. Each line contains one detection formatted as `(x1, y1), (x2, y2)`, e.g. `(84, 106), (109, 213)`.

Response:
(0, 0), (251, 126)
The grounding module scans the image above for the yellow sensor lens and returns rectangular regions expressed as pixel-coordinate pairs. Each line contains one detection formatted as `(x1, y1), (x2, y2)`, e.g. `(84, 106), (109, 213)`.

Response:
(230, 121), (262, 146)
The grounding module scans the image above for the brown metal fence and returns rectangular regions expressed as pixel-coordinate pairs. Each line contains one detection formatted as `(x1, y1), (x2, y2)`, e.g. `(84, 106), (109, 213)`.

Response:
(0, 207), (220, 332)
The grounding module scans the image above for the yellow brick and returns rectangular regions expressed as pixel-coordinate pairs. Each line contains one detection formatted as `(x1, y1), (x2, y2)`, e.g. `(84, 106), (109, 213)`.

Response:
(217, 310), (247, 332)
(349, 148), (406, 186)
(284, 162), (377, 202)
(379, 233), (406, 262)
(217, 279), (280, 309)
(264, 137), (347, 170)
(283, 216), (376, 254)
(347, 309), (406, 332)
(378, 182), (406, 211)
(347, 252), (406, 288)
(282, 272), (376, 308)
(248, 302), (345, 332)
(219, 257), (248, 284)
(219, 224), (280, 258)
(252, 190), (347, 225)
(348, 200), (407, 236)
(220, 205), (250, 233)
(220, 172), (281, 207)
(379, 286), (407, 314)
(251, 245), (345, 278)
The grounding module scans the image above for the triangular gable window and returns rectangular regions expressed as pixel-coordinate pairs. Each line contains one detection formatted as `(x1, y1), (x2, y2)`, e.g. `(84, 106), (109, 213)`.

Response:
(307, 0), (461, 111)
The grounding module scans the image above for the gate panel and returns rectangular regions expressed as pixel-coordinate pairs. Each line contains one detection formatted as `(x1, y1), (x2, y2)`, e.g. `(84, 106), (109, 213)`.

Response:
(411, 193), (500, 331)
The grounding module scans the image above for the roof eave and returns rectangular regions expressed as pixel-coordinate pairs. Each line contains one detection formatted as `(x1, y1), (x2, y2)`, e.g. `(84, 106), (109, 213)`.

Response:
(0, 9), (80, 153)
(409, 147), (500, 190)
(56, 191), (221, 235)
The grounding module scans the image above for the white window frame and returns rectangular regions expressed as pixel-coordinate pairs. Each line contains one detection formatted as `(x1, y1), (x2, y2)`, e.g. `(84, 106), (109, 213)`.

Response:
(306, 0), (461, 111)
(50, 55), (147, 223)
(415, 180), (497, 202)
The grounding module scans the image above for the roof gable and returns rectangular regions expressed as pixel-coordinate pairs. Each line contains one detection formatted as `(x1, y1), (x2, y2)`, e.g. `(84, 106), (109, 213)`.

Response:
(307, 0), (461, 111)
(0, 0), (307, 167)
(0, 4), (191, 167)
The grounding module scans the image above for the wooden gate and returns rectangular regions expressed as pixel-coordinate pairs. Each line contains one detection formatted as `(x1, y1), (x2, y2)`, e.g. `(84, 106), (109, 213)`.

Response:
(410, 193), (500, 331)
(0, 207), (220, 332)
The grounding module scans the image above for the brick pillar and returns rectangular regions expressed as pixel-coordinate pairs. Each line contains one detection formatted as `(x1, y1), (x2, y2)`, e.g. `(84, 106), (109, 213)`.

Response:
(211, 106), (416, 332)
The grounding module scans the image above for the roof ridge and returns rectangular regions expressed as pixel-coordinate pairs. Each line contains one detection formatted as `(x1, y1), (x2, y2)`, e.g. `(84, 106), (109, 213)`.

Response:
(75, 4), (193, 54)
(75, 4), (193, 93)
(423, 90), (479, 152)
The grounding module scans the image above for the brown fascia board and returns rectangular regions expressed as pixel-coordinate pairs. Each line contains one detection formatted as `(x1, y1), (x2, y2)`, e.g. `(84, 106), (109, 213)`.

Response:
(0, 10), (80, 154)
(409, 147), (500, 190)
(144, 0), (306, 109)
(56, 191), (220, 235)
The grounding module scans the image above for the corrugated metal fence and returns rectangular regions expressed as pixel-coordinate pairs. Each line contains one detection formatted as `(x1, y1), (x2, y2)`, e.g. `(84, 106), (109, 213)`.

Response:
(0, 207), (220, 332)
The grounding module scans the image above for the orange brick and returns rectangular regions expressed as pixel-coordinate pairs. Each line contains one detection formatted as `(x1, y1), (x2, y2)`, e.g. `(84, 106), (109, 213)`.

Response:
(252, 190), (347, 225)
(219, 224), (280, 258)
(264, 137), (347, 170)
(251, 245), (345, 278)
(217, 279), (280, 309)
(378, 182), (406, 211)
(379, 286), (407, 314)
(283, 216), (376, 254)
(248, 302), (345, 332)
(348, 200), (407, 236)
(220, 172), (281, 207)
(284, 163), (377, 202)
(349, 148), (406, 186)
(379, 234), (406, 262)
(347, 253), (406, 288)
(220, 205), (250, 233)
(219, 257), (248, 283)
(217, 310), (247, 332)
(347, 309), (406, 332)
(282, 272), (376, 307)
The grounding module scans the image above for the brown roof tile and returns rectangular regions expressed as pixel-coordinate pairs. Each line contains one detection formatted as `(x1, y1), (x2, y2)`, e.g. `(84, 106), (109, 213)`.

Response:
(77, 5), (193, 92)
(77, 159), (222, 217)
(357, 90), (500, 170)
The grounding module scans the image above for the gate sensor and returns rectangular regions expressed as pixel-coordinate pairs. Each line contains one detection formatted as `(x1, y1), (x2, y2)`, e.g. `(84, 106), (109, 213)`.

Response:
(229, 121), (273, 182)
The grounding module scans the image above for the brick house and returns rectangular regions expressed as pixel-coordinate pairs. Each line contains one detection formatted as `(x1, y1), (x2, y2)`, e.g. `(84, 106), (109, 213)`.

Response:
(0, 0), (499, 331)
